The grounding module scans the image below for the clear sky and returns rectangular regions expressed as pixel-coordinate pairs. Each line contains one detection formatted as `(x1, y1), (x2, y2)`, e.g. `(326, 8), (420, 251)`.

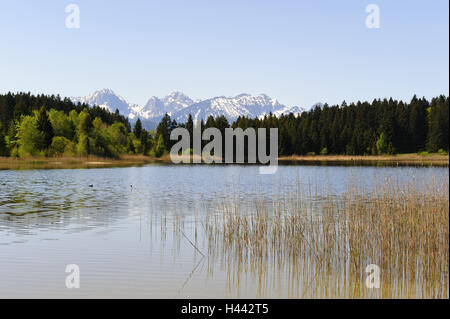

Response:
(0, 0), (448, 108)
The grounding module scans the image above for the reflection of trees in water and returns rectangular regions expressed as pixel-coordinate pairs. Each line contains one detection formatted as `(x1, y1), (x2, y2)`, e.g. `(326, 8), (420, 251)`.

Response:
(0, 179), (132, 236)
(1, 168), (448, 298)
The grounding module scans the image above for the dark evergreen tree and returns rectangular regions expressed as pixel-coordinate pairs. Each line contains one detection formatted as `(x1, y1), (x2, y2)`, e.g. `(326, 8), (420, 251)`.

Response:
(140, 129), (150, 155)
(36, 105), (54, 149)
(156, 113), (177, 151)
(14, 97), (29, 119)
(408, 96), (428, 152)
(427, 95), (449, 152)
(186, 114), (194, 149)
(133, 118), (143, 139)
(0, 131), (7, 156)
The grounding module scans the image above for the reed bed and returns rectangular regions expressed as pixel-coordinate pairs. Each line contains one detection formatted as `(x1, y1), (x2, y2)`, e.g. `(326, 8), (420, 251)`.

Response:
(203, 176), (449, 298)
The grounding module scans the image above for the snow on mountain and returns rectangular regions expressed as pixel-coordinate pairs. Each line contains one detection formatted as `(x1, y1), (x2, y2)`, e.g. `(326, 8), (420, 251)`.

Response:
(162, 91), (194, 113)
(269, 105), (305, 118)
(70, 89), (306, 129)
(172, 93), (295, 123)
(71, 89), (133, 117)
(137, 96), (164, 119)
(310, 102), (324, 109)
(140, 91), (193, 120)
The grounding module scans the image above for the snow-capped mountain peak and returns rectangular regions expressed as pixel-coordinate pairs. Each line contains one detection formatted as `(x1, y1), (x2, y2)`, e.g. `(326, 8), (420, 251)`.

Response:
(71, 88), (133, 117)
(139, 91), (193, 119)
(170, 93), (298, 123)
(70, 90), (306, 129)
(165, 90), (189, 100)
(161, 91), (193, 112)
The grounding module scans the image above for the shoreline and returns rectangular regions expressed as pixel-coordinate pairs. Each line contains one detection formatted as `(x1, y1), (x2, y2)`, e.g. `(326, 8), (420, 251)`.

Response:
(0, 155), (167, 170)
(0, 153), (448, 170)
(278, 154), (449, 166)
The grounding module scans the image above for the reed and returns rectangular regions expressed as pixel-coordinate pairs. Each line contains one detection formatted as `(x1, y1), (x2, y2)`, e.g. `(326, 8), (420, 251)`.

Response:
(204, 175), (449, 298)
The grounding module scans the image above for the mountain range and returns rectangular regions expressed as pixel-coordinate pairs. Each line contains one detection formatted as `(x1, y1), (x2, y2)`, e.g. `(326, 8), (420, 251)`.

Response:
(71, 89), (307, 130)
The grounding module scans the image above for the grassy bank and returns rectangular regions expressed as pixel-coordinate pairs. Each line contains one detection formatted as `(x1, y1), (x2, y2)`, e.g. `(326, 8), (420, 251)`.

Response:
(0, 154), (170, 170)
(279, 153), (449, 166)
(0, 153), (448, 170)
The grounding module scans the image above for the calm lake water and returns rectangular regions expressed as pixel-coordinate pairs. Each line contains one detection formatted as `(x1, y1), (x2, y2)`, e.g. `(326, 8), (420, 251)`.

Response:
(0, 164), (448, 298)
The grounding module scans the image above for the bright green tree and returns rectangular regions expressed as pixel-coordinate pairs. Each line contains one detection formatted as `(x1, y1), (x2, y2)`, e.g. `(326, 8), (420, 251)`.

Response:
(17, 115), (45, 157)
(109, 122), (129, 154)
(77, 110), (92, 137)
(376, 132), (388, 154)
(76, 134), (90, 156)
(153, 134), (165, 157)
(48, 109), (75, 140)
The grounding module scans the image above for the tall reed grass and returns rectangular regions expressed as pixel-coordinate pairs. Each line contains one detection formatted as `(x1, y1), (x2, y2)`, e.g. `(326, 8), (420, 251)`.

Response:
(203, 175), (449, 298)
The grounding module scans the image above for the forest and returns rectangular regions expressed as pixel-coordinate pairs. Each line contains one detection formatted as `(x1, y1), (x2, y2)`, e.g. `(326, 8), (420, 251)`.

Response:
(0, 92), (448, 158)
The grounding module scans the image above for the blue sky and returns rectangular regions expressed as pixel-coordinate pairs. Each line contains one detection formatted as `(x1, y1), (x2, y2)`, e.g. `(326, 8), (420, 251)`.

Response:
(0, 0), (448, 108)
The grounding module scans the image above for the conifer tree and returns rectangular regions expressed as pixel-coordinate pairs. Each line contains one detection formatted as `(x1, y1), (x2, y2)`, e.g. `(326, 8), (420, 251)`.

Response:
(133, 118), (143, 139)
(36, 105), (54, 149)
(0, 131), (7, 156)
(156, 113), (176, 151)
(186, 114), (193, 148)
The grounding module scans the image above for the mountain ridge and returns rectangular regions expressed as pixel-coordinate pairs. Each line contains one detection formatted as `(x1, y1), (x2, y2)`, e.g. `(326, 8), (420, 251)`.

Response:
(71, 89), (307, 129)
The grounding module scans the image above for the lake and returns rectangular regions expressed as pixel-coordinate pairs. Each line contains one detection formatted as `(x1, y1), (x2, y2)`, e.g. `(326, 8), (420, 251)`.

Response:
(0, 164), (448, 298)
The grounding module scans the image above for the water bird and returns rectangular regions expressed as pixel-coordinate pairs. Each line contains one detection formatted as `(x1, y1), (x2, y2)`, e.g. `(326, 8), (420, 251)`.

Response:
(88, 184), (93, 187)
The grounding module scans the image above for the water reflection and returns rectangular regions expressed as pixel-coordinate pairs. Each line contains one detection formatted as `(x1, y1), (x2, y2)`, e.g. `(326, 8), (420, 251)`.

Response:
(0, 165), (448, 298)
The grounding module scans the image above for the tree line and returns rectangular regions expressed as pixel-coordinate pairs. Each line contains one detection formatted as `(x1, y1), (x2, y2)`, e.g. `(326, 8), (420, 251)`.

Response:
(156, 94), (449, 156)
(0, 92), (448, 158)
(0, 92), (151, 158)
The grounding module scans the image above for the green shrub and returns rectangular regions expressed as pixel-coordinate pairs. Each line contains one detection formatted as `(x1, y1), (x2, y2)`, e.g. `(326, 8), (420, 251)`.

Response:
(64, 141), (76, 156)
(49, 136), (71, 156)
